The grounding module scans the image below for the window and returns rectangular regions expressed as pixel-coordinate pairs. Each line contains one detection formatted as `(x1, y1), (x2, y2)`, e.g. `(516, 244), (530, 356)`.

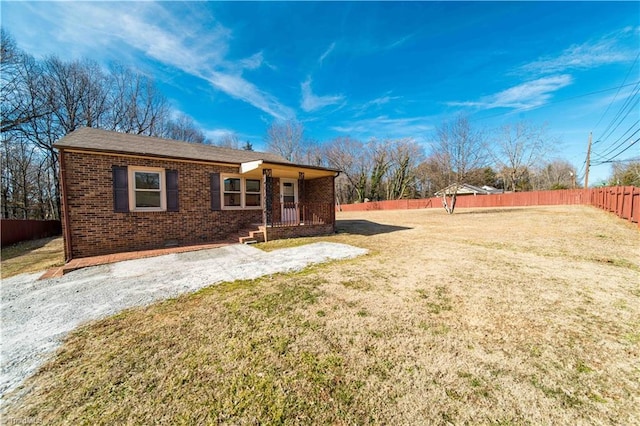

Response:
(221, 175), (262, 209)
(129, 167), (166, 211)
(245, 179), (261, 207)
(223, 177), (241, 207)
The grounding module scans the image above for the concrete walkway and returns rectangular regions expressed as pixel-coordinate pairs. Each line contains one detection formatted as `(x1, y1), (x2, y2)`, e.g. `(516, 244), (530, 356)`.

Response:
(1, 242), (367, 399)
(39, 240), (235, 279)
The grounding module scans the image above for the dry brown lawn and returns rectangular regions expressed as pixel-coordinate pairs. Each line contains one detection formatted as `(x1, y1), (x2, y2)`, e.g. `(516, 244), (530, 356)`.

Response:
(3, 206), (639, 425)
(1, 237), (64, 279)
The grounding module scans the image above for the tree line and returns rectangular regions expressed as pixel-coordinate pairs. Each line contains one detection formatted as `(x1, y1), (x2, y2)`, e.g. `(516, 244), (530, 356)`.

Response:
(264, 116), (582, 208)
(3, 29), (636, 220)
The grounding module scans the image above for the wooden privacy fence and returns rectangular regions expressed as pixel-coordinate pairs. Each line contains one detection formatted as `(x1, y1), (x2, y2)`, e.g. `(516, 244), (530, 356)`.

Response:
(337, 187), (639, 228)
(588, 186), (640, 227)
(1, 219), (62, 246)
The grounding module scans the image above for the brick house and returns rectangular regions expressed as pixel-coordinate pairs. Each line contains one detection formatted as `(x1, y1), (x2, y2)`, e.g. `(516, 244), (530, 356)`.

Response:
(55, 127), (339, 260)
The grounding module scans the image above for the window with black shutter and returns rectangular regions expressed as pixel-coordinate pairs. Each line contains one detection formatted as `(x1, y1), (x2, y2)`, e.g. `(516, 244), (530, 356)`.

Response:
(112, 166), (129, 212)
(210, 172), (221, 211)
(166, 170), (179, 212)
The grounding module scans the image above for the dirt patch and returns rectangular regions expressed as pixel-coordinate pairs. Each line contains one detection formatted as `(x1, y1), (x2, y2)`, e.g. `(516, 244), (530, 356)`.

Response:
(3, 206), (639, 424)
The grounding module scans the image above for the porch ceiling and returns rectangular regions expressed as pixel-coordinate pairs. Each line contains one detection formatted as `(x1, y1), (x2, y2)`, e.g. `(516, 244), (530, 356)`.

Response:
(240, 160), (339, 180)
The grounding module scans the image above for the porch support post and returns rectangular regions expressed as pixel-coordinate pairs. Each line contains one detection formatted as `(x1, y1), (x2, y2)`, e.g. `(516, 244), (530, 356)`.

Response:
(298, 172), (305, 205)
(263, 168), (273, 226)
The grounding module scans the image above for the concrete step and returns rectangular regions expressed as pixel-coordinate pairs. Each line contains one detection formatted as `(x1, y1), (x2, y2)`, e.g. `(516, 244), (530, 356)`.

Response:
(237, 225), (266, 244)
(249, 230), (265, 242)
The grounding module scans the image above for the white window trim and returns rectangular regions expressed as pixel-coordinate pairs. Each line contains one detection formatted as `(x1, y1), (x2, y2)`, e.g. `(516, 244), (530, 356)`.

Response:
(129, 166), (166, 212)
(221, 174), (263, 210)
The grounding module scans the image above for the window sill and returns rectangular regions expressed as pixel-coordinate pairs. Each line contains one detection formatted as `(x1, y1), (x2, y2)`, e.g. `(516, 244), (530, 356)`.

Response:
(131, 208), (167, 213)
(222, 206), (263, 211)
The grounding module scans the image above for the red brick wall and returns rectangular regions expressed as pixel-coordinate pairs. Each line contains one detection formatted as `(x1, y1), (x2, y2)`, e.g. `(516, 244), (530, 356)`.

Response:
(304, 176), (336, 227)
(266, 224), (334, 241)
(61, 151), (262, 258)
(265, 175), (335, 227)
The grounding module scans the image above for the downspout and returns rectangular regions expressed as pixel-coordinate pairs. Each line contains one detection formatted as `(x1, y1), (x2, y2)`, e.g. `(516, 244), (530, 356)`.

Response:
(58, 148), (73, 262)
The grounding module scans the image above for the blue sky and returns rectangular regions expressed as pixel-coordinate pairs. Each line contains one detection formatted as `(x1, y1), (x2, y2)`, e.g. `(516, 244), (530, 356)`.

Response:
(2, 1), (639, 185)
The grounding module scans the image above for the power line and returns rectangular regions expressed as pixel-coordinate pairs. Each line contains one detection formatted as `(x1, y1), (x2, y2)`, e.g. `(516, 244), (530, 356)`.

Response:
(592, 121), (639, 160)
(592, 52), (640, 133)
(470, 81), (640, 122)
(594, 81), (640, 145)
(592, 138), (640, 165)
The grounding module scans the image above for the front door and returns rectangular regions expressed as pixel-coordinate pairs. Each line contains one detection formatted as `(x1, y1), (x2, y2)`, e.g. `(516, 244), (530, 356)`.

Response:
(280, 179), (298, 224)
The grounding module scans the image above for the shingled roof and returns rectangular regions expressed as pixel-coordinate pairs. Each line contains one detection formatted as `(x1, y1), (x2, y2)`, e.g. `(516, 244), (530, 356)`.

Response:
(54, 127), (292, 165)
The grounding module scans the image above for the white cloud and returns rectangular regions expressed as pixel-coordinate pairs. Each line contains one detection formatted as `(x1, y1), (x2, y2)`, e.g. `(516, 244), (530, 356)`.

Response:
(8, 2), (293, 120)
(492, 75), (573, 108)
(386, 34), (413, 50)
(237, 51), (265, 71)
(331, 116), (433, 140)
(363, 96), (393, 108)
(352, 93), (401, 117)
(319, 42), (336, 64)
(200, 70), (294, 120)
(447, 75), (573, 110)
(520, 28), (638, 74)
(204, 128), (236, 141)
(359, 93), (401, 109)
(300, 77), (344, 112)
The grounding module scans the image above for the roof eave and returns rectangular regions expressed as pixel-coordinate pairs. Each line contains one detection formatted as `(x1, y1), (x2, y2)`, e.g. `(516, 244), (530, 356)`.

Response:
(54, 144), (241, 166)
(56, 144), (341, 177)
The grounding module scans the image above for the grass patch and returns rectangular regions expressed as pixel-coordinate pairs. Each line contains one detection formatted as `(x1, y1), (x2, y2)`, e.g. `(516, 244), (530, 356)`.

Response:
(5, 206), (640, 424)
(255, 236), (336, 252)
(1, 236), (64, 278)
(417, 285), (453, 314)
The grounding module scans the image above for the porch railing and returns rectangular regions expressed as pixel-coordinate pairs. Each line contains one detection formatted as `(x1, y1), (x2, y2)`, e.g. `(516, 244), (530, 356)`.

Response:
(267, 202), (333, 227)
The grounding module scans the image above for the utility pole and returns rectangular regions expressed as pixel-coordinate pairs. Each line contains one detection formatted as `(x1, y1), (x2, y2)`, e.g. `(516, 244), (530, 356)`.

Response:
(584, 132), (592, 188)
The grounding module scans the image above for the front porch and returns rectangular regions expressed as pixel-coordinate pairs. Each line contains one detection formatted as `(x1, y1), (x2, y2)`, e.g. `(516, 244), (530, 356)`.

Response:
(267, 202), (335, 227)
(238, 201), (335, 244)
(236, 160), (339, 243)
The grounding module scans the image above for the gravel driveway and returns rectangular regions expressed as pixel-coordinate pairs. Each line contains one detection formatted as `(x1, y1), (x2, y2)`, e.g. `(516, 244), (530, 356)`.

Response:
(1, 242), (367, 398)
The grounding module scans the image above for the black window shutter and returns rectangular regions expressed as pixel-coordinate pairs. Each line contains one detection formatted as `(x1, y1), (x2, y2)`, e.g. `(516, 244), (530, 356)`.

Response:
(112, 166), (129, 213)
(166, 170), (179, 212)
(210, 172), (221, 211)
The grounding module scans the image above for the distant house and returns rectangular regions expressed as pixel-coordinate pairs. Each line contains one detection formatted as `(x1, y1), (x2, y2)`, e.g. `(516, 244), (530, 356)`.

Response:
(55, 128), (339, 260)
(435, 183), (504, 197)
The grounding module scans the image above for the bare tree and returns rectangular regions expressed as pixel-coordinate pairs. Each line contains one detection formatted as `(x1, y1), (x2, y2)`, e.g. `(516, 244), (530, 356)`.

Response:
(299, 138), (324, 166)
(386, 138), (423, 199)
(608, 160), (640, 187)
(533, 160), (577, 190)
(323, 136), (370, 204)
(1, 30), (49, 134)
(493, 121), (555, 192)
(265, 119), (304, 162)
(0, 134), (42, 218)
(216, 132), (241, 149)
(163, 113), (207, 143)
(415, 156), (448, 198)
(431, 115), (488, 214)
(108, 63), (170, 136)
(367, 139), (391, 201)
